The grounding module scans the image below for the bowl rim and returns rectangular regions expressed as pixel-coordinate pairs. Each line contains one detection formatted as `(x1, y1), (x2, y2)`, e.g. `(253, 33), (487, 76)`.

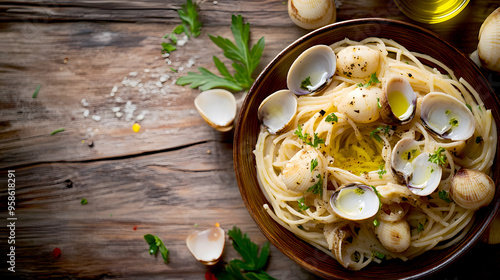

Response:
(233, 17), (500, 279)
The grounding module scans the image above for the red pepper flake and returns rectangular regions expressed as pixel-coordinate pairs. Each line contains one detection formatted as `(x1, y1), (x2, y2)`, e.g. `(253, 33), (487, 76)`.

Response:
(205, 271), (217, 280)
(133, 225), (138, 231)
(53, 247), (61, 259)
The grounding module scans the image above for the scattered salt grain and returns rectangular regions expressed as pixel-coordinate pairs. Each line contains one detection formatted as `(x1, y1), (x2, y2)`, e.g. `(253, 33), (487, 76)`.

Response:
(136, 110), (147, 121)
(213, 1), (218, 4)
(111, 85), (118, 93)
(81, 98), (89, 107)
(115, 97), (124, 103)
(129, 80), (140, 87)
(115, 112), (123, 118)
(83, 109), (90, 117)
(144, 69), (150, 73)
(110, 92), (115, 97)
(92, 115), (101, 121)
(161, 88), (167, 95)
(177, 34), (188, 47)
(165, 58), (172, 65)
(112, 107), (121, 113)
(160, 75), (170, 83)
(129, 71), (138, 77)
(179, 66), (185, 72)
(186, 57), (196, 68)
(124, 100), (137, 121)
(156, 81), (163, 88)
(162, 53), (170, 58)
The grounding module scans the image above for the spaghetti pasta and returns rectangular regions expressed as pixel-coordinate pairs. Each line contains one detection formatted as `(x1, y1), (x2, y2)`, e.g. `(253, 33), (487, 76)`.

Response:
(254, 38), (496, 270)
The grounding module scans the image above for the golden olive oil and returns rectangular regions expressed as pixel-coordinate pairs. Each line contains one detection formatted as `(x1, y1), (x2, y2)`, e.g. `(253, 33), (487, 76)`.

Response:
(388, 90), (410, 118)
(394, 0), (470, 24)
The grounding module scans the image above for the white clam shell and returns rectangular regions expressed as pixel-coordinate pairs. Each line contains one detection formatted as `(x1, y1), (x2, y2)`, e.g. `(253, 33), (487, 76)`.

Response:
(258, 89), (298, 134)
(194, 89), (236, 132)
(380, 76), (417, 125)
(186, 226), (225, 265)
(391, 137), (421, 184)
(336, 45), (380, 79)
(407, 153), (442, 196)
(281, 147), (322, 192)
(420, 92), (475, 141)
(375, 219), (411, 253)
(478, 8), (500, 72)
(330, 183), (380, 221)
(287, 45), (336, 95)
(450, 169), (495, 210)
(288, 0), (336, 30)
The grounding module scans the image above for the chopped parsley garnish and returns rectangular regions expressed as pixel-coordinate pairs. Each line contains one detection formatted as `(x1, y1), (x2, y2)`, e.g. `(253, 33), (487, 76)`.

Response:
(177, 0), (202, 37)
(449, 117), (459, 126)
(429, 147), (447, 166)
(476, 136), (483, 144)
(32, 84), (41, 98)
(144, 234), (169, 263)
(216, 226), (275, 280)
(80, 198), (88, 205)
(377, 97), (381, 108)
(377, 164), (387, 179)
(310, 158), (318, 172)
(372, 251), (385, 260)
(177, 15), (265, 91)
(354, 187), (365, 195)
(370, 126), (390, 143)
(294, 125), (325, 148)
(373, 219), (380, 227)
(306, 174), (323, 196)
(417, 223), (424, 233)
(358, 73), (380, 88)
(370, 185), (383, 198)
(297, 225), (305, 230)
(170, 67), (178, 73)
(161, 42), (177, 53)
(297, 197), (309, 212)
(300, 76), (312, 90)
(466, 104), (472, 112)
(325, 112), (338, 123)
(438, 190), (452, 203)
(445, 110), (451, 115)
(50, 128), (65, 135)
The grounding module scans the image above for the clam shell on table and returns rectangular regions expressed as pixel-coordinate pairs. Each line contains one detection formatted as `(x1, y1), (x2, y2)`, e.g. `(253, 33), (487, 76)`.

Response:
(329, 183), (380, 221)
(380, 76), (417, 125)
(186, 226), (225, 265)
(258, 89), (298, 134)
(287, 45), (336, 95)
(450, 169), (495, 210)
(194, 89), (237, 132)
(420, 92), (475, 141)
(288, 0), (337, 30)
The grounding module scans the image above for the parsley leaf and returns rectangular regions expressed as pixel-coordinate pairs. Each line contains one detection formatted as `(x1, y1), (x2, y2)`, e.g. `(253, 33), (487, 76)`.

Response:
(161, 42), (177, 53)
(32, 84), (41, 98)
(358, 73), (380, 88)
(294, 124), (309, 142)
(294, 125), (324, 148)
(372, 250), (385, 260)
(370, 126), (389, 143)
(80, 198), (88, 205)
(177, 15), (265, 91)
(377, 164), (387, 179)
(297, 197), (309, 212)
(50, 128), (65, 135)
(216, 226), (276, 280)
(373, 219), (380, 227)
(466, 103), (473, 112)
(325, 112), (338, 123)
(301, 76), (312, 90)
(377, 97), (381, 108)
(417, 223), (424, 233)
(429, 147), (447, 166)
(449, 117), (458, 126)
(438, 190), (452, 203)
(177, 0), (202, 37)
(306, 174), (323, 196)
(144, 234), (169, 263)
(311, 158), (318, 172)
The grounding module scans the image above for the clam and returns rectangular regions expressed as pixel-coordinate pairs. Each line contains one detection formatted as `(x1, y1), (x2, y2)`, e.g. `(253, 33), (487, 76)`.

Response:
(391, 137), (421, 184)
(186, 225), (225, 265)
(258, 90), (298, 134)
(477, 8), (500, 72)
(288, 0), (337, 30)
(287, 45), (336, 95)
(380, 76), (417, 125)
(420, 92), (475, 141)
(194, 89), (236, 132)
(450, 169), (495, 210)
(336, 45), (380, 79)
(374, 219), (411, 253)
(407, 153), (442, 196)
(330, 183), (380, 220)
(281, 147), (322, 193)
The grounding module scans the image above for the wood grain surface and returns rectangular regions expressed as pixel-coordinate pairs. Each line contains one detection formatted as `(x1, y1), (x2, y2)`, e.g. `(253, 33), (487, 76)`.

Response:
(0, 0), (499, 279)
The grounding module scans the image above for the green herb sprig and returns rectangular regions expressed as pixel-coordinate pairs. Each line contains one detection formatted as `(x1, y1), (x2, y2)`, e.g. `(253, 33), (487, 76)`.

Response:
(377, 164), (387, 179)
(161, 0), (202, 53)
(429, 147), (447, 166)
(32, 84), (41, 98)
(325, 112), (338, 123)
(294, 125), (325, 148)
(306, 174), (323, 196)
(297, 197), (309, 212)
(50, 128), (65, 135)
(310, 158), (318, 172)
(370, 126), (390, 143)
(216, 226), (276, 280)
(144, 234), (169, 263)
(438, 190), (452, 203)
(358, 73), (380, 88)
(177, 15), (265, 91)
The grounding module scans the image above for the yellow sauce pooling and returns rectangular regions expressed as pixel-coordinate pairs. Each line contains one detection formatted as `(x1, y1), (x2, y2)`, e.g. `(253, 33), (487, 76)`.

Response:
(388, 90), (410, 118)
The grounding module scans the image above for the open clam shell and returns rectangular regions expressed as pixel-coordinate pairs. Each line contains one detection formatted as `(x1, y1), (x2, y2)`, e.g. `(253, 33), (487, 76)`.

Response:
(391, 137), (421, 184)
(258, 89), (298, 134)
(186, 226), (225, 265)
(380, 76), (417, 125)
(407, 153), (442, 196)
(420, 92), (475, 141)
(330, 183), (380, 221)
(194, 89), (237, 132)
(287, 45), (336, 95)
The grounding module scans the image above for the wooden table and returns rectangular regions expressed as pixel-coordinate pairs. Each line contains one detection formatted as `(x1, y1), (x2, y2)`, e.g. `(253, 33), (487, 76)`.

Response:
(1, 0), (499, 279)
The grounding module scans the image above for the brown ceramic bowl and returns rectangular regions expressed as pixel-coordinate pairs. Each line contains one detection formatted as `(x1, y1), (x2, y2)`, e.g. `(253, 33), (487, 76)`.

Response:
(233, 18), (500, 279)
